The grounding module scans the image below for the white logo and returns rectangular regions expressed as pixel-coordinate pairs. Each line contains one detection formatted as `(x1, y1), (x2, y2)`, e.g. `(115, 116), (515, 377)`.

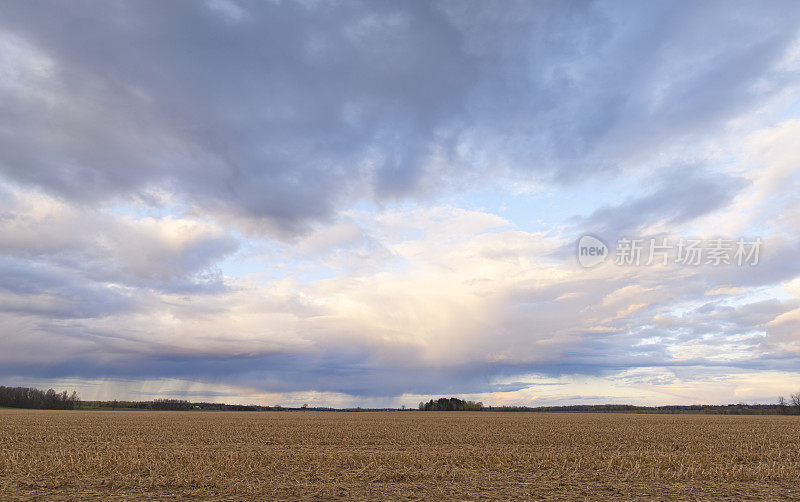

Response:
(577, 235), (608, 268)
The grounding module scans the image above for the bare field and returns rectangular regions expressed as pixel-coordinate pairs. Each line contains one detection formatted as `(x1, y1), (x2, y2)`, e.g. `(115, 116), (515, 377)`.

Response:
(1, 410), (799, 501)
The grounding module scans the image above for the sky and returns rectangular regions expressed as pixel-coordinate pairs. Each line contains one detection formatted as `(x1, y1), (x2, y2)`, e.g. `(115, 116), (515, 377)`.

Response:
(1, 0), (800, 408)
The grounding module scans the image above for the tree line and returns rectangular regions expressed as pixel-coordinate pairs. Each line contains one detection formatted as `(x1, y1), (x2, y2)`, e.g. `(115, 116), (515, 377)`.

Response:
(417, 396), (800, 414)
(778, 393), (800, 415)
(0, 386), (79, 410)
(419, 397), (485, 411)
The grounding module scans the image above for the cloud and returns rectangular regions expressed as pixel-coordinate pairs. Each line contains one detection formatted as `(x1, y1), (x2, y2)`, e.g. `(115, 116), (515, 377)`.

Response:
(1, 1), (799, 234)
(0, 187), (237, 292)
(579, 166), (748, 239)
(1, 201), (797, 400)
(0, 258), (136, 318)
(442, 1), (800, 181)
(0, 1), (474, 233)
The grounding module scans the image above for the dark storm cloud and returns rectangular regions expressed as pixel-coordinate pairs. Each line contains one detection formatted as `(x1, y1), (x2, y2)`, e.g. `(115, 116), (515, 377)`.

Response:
(4, 327), (796, 398)
(0, 345), (592, 396)
(2, 1), (799, 232)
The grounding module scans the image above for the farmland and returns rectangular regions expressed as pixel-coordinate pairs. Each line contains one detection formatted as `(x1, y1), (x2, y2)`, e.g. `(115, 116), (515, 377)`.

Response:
(1, 410), (799, 500)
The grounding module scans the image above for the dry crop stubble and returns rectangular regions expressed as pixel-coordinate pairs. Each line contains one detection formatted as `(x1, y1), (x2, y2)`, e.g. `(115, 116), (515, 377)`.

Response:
(1, 409), (799, 500)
